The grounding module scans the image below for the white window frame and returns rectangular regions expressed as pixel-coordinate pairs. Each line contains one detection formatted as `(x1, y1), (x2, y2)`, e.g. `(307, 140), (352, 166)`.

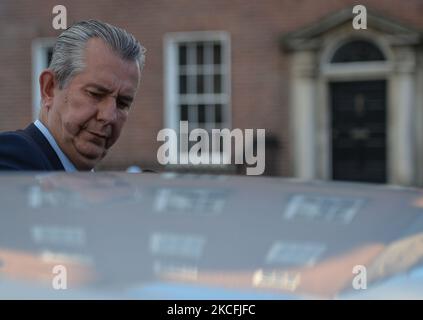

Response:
(32, 38), (55, 120)
(163, 31), (231, 163)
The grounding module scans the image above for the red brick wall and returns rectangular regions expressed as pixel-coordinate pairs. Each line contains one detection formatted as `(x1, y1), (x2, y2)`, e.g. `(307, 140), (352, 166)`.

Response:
(0, 0), (422, 174)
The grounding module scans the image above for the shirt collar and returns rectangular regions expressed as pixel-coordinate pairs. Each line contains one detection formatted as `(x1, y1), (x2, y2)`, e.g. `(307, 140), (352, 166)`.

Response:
(33, 120), (78, 172)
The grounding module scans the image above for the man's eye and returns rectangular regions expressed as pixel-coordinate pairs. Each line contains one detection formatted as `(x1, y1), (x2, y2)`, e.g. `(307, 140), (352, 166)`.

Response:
(88, 91), (102, 99)
(117, 101), (130, 110)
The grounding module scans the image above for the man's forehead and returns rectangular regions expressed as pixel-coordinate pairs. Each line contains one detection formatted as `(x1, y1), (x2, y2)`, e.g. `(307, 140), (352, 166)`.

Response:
(77, 64), (139, 95)
(82, 38), (140, 87)
(84, 38), (139, 68)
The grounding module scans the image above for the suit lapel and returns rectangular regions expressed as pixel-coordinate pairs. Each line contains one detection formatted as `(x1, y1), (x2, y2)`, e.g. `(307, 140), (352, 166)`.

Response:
(23, 123), (65, 171)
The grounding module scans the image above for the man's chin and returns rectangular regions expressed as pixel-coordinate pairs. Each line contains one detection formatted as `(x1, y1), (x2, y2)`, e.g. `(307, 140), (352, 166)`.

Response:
(74, 150), (106, 171)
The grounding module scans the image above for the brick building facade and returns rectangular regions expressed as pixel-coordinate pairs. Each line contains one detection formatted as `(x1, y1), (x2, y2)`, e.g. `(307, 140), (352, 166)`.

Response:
(0, 0), (423, 185)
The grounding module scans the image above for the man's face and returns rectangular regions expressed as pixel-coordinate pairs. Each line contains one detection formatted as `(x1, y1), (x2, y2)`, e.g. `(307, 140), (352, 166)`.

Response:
(48, 38), (140, 170)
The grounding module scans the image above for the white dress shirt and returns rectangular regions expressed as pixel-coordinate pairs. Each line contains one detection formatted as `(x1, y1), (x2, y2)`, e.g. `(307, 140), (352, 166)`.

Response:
(34, 120), (77, 172)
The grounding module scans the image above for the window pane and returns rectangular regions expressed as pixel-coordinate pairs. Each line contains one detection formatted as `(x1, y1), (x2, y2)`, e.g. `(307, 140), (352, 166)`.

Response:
(196, 43), (204, 65)
(215, 104), (222, 123)
(188, 105), (197, 123)
(197, 74), (204, 94)
(179, 75), (187, 94)
(206, 104), (215, 124)
(331, 40), (385, 63)
(213, 43), (221, 65)
(205, 74), (213, 93)
(198, 105), (206, 124)
(179, 44), (187, 66)
(188, 75), (196, 94)
(204, 42), (213, 65)
(180, 104), (188, 121)
(213, 74), (222, 93)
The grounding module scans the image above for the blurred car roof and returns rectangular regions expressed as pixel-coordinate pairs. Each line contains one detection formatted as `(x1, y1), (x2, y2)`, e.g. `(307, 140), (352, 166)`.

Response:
(0, 172), (423, 299)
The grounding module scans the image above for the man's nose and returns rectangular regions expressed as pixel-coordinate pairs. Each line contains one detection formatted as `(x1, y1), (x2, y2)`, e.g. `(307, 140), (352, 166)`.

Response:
(97, 97), (118, 124)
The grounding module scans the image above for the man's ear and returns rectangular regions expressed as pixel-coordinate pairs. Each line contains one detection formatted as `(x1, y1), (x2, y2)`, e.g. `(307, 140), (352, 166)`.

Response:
(39, 70), (57, 110)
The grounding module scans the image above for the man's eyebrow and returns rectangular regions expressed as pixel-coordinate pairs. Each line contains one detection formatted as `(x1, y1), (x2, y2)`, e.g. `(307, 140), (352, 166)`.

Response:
(86, 84), (113, 93)
(86, 84), (134, 102)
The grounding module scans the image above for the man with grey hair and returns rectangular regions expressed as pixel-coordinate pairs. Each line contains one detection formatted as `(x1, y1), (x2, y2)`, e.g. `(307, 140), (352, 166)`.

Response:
(0, 20), (145, 171)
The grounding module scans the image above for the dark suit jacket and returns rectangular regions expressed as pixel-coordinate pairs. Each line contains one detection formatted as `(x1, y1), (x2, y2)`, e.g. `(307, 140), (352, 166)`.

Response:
(0, 123), (65, 171)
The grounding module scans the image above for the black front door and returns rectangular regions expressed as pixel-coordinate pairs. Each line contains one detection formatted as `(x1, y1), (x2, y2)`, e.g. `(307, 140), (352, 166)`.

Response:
(330, 80), (387, 183)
